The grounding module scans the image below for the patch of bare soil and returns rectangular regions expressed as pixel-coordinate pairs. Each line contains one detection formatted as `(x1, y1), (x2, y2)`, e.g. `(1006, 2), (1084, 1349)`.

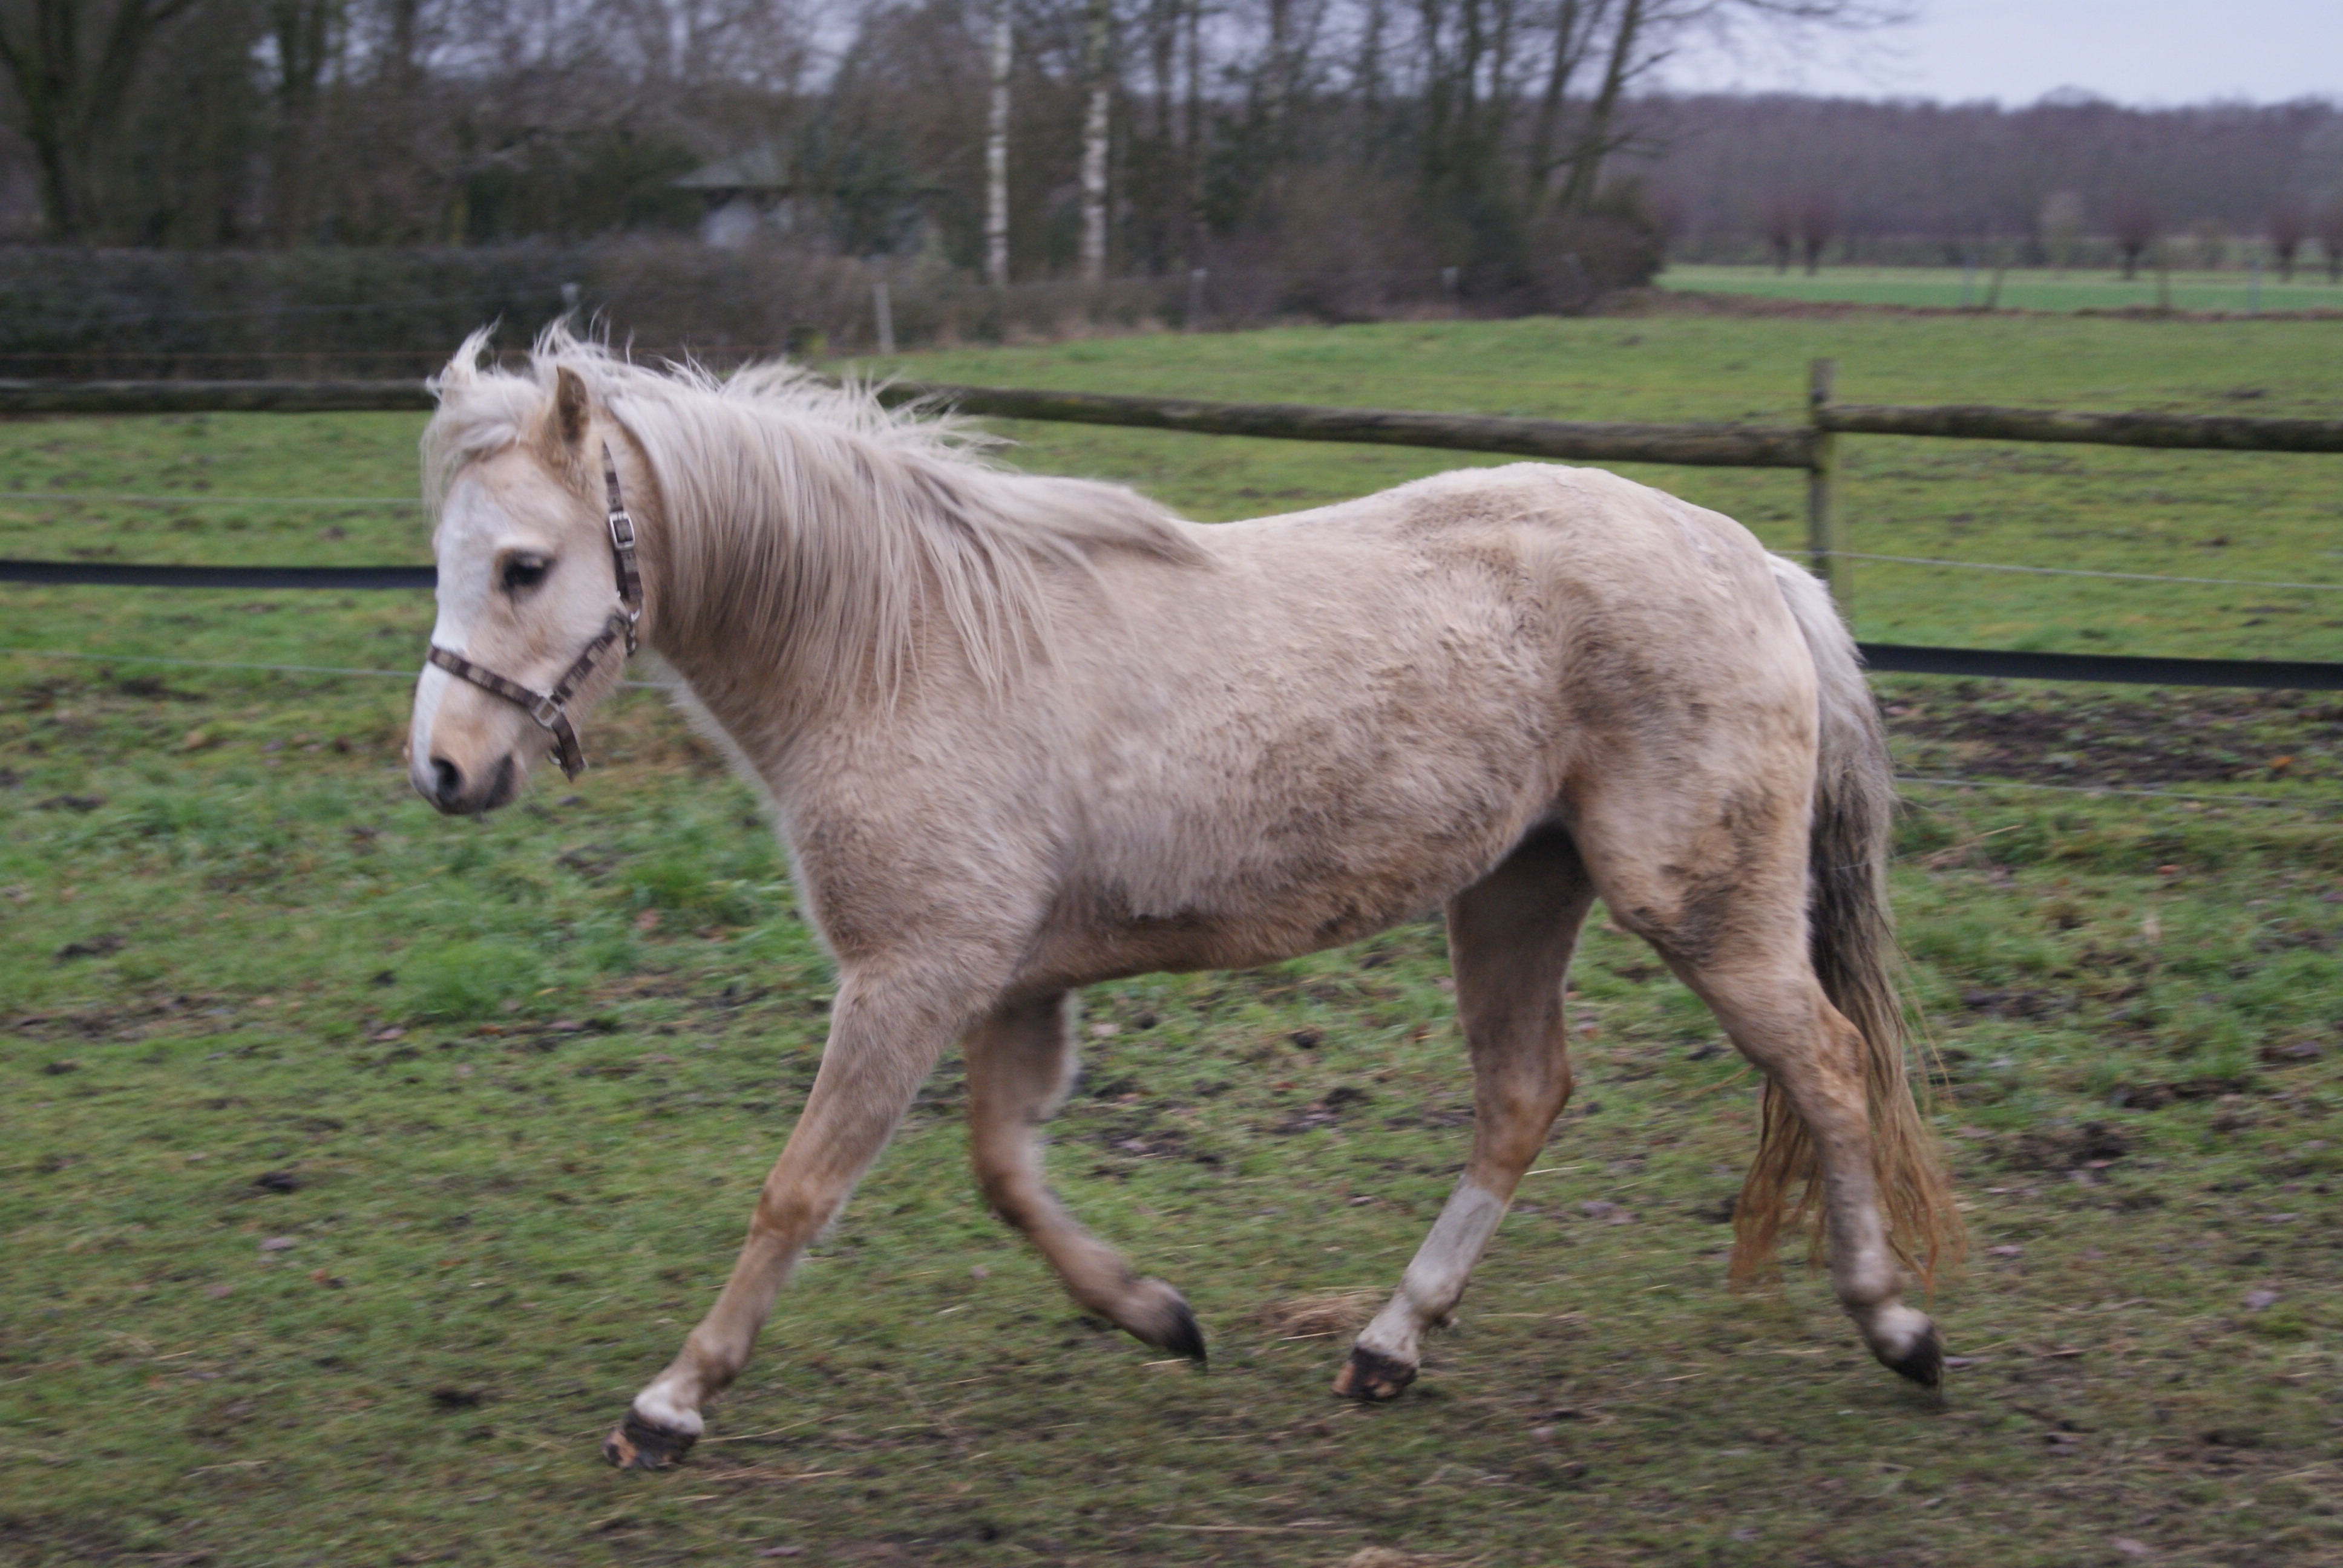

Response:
(1883, 685), (2341, 789)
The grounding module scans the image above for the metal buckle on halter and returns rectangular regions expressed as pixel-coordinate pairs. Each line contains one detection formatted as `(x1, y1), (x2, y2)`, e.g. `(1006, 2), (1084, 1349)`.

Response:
(528, 693), (565, 729)
(608, 510), (637, 549)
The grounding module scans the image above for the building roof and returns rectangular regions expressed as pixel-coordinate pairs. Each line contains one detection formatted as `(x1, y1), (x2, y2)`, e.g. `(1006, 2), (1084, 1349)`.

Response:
(673, 145), (792, 194)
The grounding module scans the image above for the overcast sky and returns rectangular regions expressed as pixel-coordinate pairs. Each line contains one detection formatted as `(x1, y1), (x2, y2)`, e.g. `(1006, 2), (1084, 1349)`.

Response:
(1661, 0), (2343, 106)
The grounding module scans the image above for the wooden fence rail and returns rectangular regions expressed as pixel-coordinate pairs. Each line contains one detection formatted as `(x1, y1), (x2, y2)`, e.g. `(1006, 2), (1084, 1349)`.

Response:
(1817, 402), (2343, 454)
(0, 380), (436, 415)
(3, 368), (2337, 665)
(6, 377), (2339, 460)
(872, 382), (1818, 468)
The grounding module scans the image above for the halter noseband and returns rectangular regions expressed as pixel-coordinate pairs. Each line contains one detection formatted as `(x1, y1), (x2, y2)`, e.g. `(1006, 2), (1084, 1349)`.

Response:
(425, 442), (644, 780)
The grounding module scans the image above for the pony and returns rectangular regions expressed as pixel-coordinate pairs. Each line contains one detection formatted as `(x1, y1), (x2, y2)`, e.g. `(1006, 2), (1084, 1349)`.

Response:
(405, 327), (1961, 1469)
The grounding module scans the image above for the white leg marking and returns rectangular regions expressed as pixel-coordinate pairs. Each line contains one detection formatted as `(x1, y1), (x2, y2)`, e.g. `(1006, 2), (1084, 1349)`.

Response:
(1860, 1302), (1934, 1361)
(630, 1374), (707, 1437)
(1357, 1181), (1507, 1362)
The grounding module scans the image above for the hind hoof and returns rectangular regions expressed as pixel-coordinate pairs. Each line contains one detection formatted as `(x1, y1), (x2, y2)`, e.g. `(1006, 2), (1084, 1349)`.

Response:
(1333, 1345), (1418, 1402)
(602, 1412), (698, 1469)
(1158, 1296), (1208, 1366)
(1880, 1325), (1945, 1391)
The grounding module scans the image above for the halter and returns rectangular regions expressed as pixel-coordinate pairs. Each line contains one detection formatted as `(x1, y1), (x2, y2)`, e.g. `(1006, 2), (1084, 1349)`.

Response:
(425, 442), (644, 780)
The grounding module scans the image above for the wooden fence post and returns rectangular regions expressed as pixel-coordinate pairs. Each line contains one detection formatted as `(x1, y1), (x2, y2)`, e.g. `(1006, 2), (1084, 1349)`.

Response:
(1807, 356), (1843, 603)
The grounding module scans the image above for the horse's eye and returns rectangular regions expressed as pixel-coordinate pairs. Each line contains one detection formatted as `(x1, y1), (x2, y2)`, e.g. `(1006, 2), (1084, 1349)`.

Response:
(501, 555), (552, 594)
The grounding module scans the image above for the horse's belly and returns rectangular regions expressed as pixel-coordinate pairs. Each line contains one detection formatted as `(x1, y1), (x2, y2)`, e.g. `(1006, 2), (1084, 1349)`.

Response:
(1024, 772), (1548, 987)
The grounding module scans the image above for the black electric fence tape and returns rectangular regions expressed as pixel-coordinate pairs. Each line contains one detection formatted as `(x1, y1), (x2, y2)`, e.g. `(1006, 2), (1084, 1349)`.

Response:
(6, 561), (2341, 689)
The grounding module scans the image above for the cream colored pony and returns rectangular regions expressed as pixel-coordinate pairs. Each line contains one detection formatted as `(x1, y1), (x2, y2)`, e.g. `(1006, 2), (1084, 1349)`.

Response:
(406, 328), (1961, 1469)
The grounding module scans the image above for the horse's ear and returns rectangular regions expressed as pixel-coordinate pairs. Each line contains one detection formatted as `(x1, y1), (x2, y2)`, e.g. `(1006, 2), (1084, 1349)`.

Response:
(552, 366), (592, 451)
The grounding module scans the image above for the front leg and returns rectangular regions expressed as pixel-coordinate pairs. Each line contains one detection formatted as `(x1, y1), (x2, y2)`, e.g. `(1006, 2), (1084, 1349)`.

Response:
(603, 965), (977, 1468)
(966, 992), (1206, 1361)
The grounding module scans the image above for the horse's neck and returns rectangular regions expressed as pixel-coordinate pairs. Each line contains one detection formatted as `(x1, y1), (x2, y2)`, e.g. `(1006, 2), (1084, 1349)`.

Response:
(636, 426), (875, 772)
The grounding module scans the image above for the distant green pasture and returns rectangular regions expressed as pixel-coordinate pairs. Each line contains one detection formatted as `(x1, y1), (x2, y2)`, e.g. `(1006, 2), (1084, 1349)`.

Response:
(4, 308), (2339, 1566)
(1662, 263), (2343, 316)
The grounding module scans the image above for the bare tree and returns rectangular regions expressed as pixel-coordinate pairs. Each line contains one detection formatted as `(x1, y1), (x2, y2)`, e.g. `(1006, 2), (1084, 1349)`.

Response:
(2267, 203), (2305, 282)
(2320, 204), (2343, 286)
(1758, 190), (1795, 273)
(2109, 198), (2157, 280)
(2038, 189), (2083, 270)
(1795, 189), (1836, 275)
(0, 0), (208, 237)
(266, 0), (339, 244)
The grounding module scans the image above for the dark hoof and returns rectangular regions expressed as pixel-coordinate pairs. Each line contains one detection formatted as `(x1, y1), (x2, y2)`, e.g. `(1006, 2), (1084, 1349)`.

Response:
(602, 1411), (697, 1469)
(1332, 1345), (1418, 1402)
(1159, 1297), (1208, 1367)
(1881, 1326), (1945, 1391)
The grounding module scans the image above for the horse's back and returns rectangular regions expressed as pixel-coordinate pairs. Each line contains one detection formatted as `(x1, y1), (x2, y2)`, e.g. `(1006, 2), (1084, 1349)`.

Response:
(1159, 462), (1817, 728)
(995, 463), (1822, 983)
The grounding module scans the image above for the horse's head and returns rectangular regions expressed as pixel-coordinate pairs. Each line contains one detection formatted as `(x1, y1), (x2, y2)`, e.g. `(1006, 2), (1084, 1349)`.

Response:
(409, 358), (642, 815)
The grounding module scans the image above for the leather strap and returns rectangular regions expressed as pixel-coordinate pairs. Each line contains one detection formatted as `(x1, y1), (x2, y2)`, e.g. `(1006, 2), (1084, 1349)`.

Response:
(425, 439), (646, 780)
(601, 442), (643, 652)
(427, 614), (629, 779)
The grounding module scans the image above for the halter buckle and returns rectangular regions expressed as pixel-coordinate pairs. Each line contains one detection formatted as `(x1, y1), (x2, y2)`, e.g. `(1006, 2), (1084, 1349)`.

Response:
(528, 693), (565, 728)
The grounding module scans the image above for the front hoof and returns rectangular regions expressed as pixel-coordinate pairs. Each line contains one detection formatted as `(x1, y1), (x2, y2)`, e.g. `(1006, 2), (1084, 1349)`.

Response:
(1879, 1324), (1945, 1391)
(1332, 1345), (1418, 1402)
(1126, 1279), (1208, 1366)
(602, 1412), (698, 1469)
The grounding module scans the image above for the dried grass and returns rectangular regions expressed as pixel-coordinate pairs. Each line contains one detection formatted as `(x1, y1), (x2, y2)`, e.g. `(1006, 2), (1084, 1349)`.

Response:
(1256, 1290), (1380, 1338)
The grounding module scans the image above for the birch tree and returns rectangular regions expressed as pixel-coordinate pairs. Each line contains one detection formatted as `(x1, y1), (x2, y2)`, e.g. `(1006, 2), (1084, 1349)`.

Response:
(1076, 0), (1109, 283)
(985, 2), (1011, 286)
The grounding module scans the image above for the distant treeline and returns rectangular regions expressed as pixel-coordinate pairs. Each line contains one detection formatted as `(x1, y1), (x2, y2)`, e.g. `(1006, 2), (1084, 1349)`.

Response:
(1, 1), (2336, 299)
(1628, 94), (2343, 274)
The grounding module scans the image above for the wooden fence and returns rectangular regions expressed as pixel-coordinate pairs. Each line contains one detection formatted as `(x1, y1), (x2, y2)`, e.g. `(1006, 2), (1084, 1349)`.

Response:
(2, 367), (2339, 689)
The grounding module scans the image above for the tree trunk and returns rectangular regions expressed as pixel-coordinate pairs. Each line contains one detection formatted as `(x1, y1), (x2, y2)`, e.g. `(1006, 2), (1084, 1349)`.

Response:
(1525, 0), (1584, 208)
(269, 0), (336, 245)
(985, 6), (1011, 289)
(0, 0), (203, 240)
(1185, 0), (1205, 266)
(1556, 0), (1640, 212)
(1078, 0), (1110, 286)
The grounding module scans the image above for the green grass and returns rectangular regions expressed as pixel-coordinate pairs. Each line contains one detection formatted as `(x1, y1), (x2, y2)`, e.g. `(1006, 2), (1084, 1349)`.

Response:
(1662, 263), (2343, 316)
(4, 307), (2341, 1565)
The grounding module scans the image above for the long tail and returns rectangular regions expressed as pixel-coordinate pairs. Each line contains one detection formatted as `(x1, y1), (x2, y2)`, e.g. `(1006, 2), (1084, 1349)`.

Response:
(1733, 560), (1965, 1290)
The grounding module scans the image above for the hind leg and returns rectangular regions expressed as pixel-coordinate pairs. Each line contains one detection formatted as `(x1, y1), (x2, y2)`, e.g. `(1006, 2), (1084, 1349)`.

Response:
(1337, 828), (1596, 1400)
(1583, 799), (1945, 1388)
(1674, 952), (1942, 1383)
(966, 992), (1205, 1360)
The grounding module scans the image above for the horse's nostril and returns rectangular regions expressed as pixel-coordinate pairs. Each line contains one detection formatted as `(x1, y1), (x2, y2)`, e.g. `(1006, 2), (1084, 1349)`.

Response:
(431, 756), (465, 807)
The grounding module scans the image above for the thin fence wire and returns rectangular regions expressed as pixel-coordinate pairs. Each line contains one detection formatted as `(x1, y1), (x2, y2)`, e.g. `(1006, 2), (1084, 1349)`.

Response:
(1835, 551), (2343, 592)
(2, 646), (2330, 813)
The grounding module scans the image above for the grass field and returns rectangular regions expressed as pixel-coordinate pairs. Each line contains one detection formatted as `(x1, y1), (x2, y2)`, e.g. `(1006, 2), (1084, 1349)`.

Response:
(4, 309), (2341, 1566)
(1660, 264), (2343, 318)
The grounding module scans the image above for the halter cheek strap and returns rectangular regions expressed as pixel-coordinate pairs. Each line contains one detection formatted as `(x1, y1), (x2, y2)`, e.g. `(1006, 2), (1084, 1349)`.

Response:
(425, 441), (644, 780)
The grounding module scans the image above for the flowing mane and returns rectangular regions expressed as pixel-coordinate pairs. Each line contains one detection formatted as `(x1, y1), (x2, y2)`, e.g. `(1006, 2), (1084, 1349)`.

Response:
(423, 325), (1206, 693)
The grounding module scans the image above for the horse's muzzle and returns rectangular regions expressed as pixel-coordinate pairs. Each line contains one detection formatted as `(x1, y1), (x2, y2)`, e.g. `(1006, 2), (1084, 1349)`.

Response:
(420, 751), (519, 816)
